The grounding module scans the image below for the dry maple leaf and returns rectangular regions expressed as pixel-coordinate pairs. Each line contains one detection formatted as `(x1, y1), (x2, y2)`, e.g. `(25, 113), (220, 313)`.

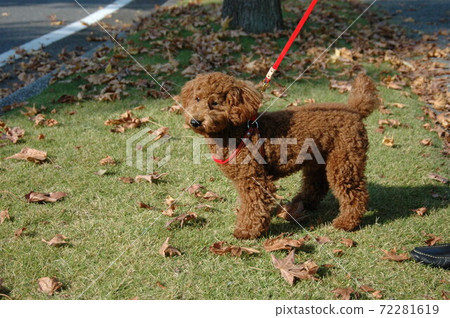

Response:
(382, 136), (395, 147)
(381, 248), (410, 262)
(135, 173), (168, 183)
(14, 227), (26, 237)
(423, 233), (443, 246)
(163, 196), (176, 216)
(6, 147), (47, 163)
(329, 79), (352, 93)
(315, 236), (332, 244)
(37, 277), (63, 296)
(202, 191), (222, 201)
(428, 173), (448, 184)
(195, 204), (213, 211)
(333, 287), (356, 300)
(372, 290), (383, 299)
(341, 238), (357, 248)
(138, 202), (156, 209)
(389, 102), (406, 109)
(411, 207), (427, 216)
(165, 212), (198, 229)
(25, 191), (67, 203)
(118, 177), (134, 184)
(210, 241), (259, 257)
(333, 249), (344, 256)
(271, 250), (319, 285)
(41, 234), (68, 247)
(151, 127), (170, 141)
(360, 285), (376, 293)
(0, 126), (24, 144)
(159, 237), (182, 257)
(99, 155), (116, 165)
(263, 233), (308, 252)
(420, 138), (432, 146)
(187, 183), (204, 196)
(0, 210), (10, 224)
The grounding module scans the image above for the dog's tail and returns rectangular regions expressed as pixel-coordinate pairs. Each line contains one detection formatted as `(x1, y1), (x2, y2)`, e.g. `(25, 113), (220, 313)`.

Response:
(348, 73), (380, 118)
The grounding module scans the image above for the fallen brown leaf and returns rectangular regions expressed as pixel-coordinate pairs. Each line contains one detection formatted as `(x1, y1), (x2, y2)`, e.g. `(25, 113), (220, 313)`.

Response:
(329, 79), (352, 93)
(14, 227), (26, 237)
(341, 238), (357, 248)
(195, 204), (213, 211)
(332, 287), (356, 300)
(420, 138), (432, 146)
(99, 155), (116, 165)
(202, 191), (222, 201)
(135, 173), (168, 183)
(118, 177), (134, 184)
(333, 249), (344, 256)
(25, 191), (67, 203)
(0, 210), (10, 224)
(138, 202), (156, 209)
(411, 207), (427, 216)
(271, 250), (318, 285)
(382, 136), (395, 147)
(428, 173), (448, 184)
(165, 212), (197, 229)
(0, 125), (24, 144)
(151, 126), (170, 141)
(187, 183), (204, 196)
(423, 232), (443, 246)
(360, 285), (376, 293)
(41, 234), (68, 247)
(381, 248), (410, 262)
(163, 196), (176, 216)
(263, 233), (308, 252)
(37, 277), (63, 296)
(159, 237), (182, 257)
(6, 147), (47, 163)
(316, 236), (332, 244)
(210, 241), (259, 257)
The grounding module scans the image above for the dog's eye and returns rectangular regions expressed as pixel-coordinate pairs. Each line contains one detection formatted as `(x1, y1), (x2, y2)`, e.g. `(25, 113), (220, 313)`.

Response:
(195, 97), (200, 102)
(210, 101), (218, 106)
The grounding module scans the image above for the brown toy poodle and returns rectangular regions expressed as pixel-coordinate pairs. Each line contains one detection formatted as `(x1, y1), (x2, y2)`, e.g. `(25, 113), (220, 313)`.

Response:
(180, 72), (379, 239)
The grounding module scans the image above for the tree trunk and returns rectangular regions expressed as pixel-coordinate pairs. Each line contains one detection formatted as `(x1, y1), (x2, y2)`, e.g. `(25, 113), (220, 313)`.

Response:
(222, 0), (283, 34)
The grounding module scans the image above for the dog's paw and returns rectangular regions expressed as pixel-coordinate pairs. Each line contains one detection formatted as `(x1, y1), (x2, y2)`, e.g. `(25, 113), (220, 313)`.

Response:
(233, 228), (261, 240)
(332, 218), (359, 231)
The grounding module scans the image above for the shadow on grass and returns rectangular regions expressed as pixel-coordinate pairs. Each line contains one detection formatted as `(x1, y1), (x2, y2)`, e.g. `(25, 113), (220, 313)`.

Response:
(269, 182), (448, 235)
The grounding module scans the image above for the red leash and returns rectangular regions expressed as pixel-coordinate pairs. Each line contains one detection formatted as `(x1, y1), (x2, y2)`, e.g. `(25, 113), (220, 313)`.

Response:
(262, 0), (318, 90)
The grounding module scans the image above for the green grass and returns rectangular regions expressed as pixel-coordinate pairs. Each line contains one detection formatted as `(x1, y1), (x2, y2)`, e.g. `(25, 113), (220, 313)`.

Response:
(0, 0), (448, 300)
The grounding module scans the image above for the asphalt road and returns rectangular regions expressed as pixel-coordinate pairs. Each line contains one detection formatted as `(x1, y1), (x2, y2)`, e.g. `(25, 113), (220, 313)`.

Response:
(0, 0), (167, 56)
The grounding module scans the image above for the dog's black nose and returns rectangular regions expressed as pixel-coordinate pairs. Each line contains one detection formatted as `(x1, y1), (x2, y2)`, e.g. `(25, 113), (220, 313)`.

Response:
(190, 119), (202, 128)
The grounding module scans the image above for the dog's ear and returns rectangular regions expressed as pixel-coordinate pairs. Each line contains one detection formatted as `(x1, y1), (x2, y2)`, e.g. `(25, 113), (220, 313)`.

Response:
(227, 82), (262, 125)
(180, 78), (196, 107)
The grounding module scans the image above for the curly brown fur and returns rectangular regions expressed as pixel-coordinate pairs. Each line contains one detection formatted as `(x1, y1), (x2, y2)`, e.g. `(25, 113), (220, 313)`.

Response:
(181, 72), (380, 239)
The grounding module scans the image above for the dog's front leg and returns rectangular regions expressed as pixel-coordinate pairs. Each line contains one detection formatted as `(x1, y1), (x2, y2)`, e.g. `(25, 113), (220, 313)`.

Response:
(232, 177), (276, 239)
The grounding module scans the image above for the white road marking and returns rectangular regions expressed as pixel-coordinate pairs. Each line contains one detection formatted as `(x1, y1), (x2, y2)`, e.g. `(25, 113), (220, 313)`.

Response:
(0, 0), (133, 67)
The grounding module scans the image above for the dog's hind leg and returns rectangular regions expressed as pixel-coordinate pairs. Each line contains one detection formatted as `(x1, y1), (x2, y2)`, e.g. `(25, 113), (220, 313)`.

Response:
(233, 177), (276, 239)
(277, 164), (329, 222)
(298, 164), (329, 209)
(325, 149), (368, 231)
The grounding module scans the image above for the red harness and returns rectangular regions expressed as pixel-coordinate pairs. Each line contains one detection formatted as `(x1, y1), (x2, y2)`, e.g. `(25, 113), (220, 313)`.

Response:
(212, 117), (263, 165)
